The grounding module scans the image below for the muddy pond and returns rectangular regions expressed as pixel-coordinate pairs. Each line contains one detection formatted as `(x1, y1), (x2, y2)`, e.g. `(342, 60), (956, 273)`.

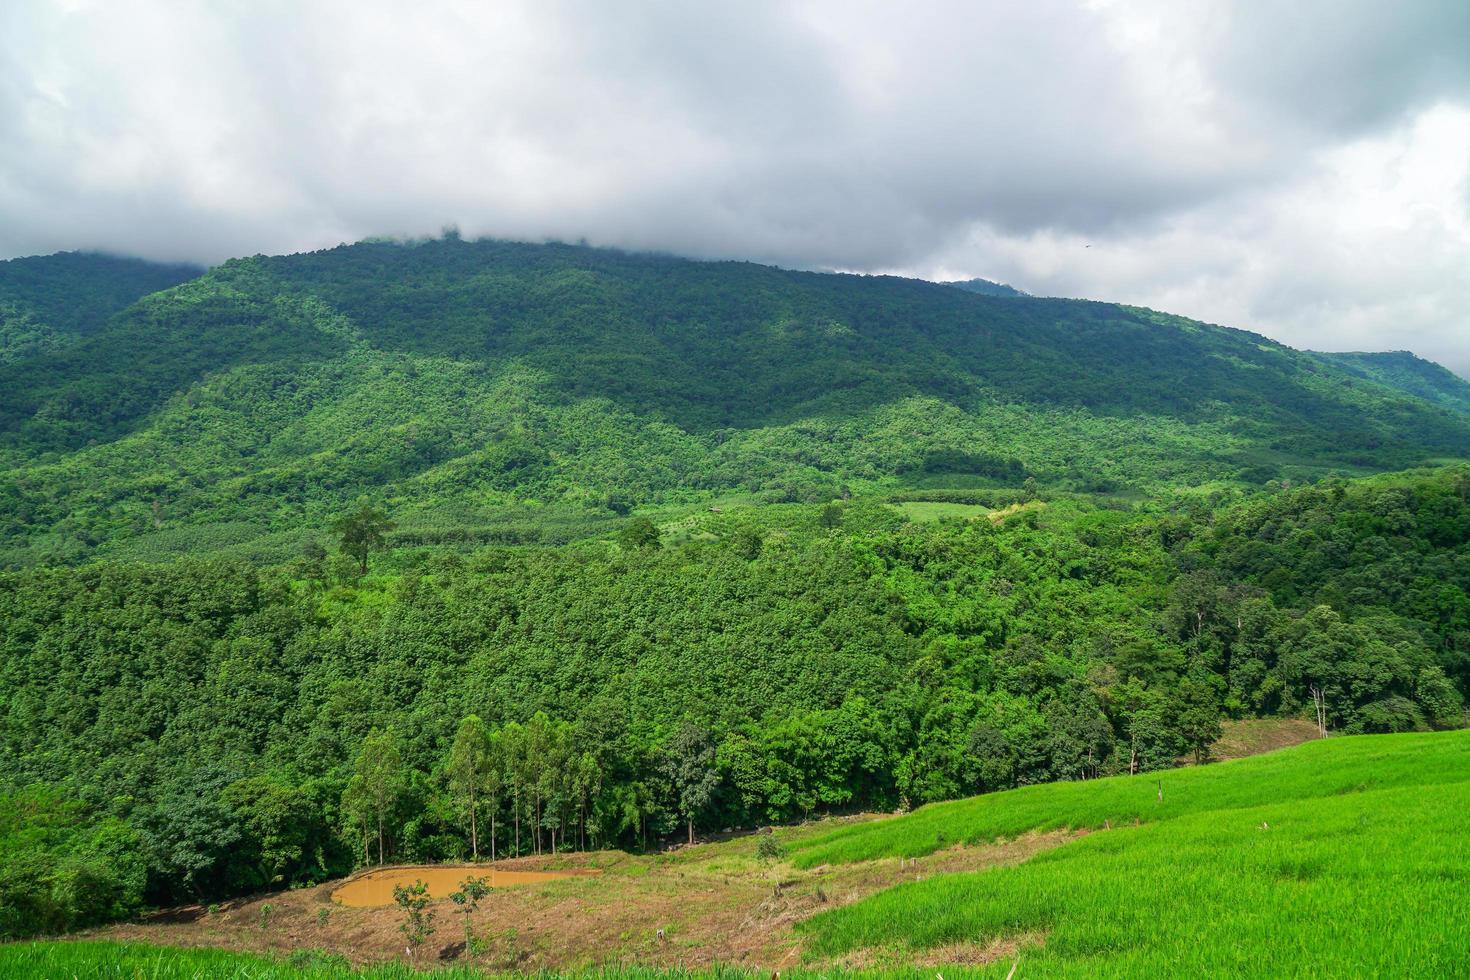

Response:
(331, 865), (600, 907)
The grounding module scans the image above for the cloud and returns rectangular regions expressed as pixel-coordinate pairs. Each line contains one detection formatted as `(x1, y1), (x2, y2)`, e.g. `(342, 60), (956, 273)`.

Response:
(1, 0), (1467, 371)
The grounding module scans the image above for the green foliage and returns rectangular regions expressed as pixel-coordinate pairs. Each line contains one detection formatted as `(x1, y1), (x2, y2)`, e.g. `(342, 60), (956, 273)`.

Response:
(448, 875), (491, 947)
(1, 469), (1467, 935)
(0, 787), (147, 939)
(331, 505), (394, 576)
(1314, 349), (1470, 417)
(341, 731), (408, 866)
(0, 252), (198, 366)
(444, 716), (494, 860)
(754, 833), (785, 864)
(660, 722), (719, 845)
(617, 517), (661, 551)
(391, 879), (434, 950)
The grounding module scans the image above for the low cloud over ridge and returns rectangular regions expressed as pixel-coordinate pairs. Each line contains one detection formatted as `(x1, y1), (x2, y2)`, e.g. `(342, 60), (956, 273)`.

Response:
(2, 1), (1468, 372)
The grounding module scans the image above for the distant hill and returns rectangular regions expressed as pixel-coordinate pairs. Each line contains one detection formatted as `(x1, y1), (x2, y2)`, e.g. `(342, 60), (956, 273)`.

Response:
(1313, 350), (1470, 417)
(0, 252), (201, 364)
(2, 236), (1469, 565)
(941, 276), (1029, 297)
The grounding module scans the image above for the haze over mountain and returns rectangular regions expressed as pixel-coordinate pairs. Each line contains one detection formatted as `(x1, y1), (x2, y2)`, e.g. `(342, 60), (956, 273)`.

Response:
(2, 237), (1468, 568)
(941, 278), (1030, 298)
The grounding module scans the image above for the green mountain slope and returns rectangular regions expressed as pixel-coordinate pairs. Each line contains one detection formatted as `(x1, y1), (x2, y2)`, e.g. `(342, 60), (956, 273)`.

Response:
(1314, 349), (1470, 417)
(0, 252), (200, 365)
(2, 236), (1469, 566)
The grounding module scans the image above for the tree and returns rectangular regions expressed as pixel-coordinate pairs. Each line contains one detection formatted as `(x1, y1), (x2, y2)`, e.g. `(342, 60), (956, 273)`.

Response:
(138, 767), (243, 900)
(1172, 676), (1223, 764)
(393, 879), (436, 955)
(330, 505), (394, 576)
(617, 517), (660, 551)
(660, 721), (720, 845)
(445, 715), (492, 860)
(342, 729), (407, 866)
(449, 875), (492, 950)
(818, 503), (843, 529)
(1110, 679), (1185, 774)
(220, 776), (313, 887)
(756, 832), (785, 864)
(731, 527), (764, 560)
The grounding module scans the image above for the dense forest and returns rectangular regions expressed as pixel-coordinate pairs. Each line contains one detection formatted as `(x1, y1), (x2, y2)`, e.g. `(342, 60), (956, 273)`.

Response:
(3, 468), (1467, 936)
(4, 237), (1470, 568)
(1, 239), (1468, 939)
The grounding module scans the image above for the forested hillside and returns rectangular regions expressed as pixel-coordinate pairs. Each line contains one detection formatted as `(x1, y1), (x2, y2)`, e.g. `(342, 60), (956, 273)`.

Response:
(1313, 349), (1470, 417)
(0, 252), (200, 366)
(3, 468), (1466, 935)
(2, 236), (1469, 567)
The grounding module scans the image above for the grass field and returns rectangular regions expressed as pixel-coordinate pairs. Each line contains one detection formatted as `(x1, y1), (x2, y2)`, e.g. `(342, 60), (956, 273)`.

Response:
(0, 942), (761, 978)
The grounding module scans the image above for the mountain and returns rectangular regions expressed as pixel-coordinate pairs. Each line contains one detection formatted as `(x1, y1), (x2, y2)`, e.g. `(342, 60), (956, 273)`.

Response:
(1313, 349), (1470, 417)
(941, 276), (1029, 297)
(2, 235), (1469, 566)
(0, 252), (201, 366)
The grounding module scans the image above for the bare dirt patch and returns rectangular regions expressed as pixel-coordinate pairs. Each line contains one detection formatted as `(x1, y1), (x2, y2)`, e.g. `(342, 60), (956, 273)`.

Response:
(1209, 718), (1321, 761)
(77, 822), (1080, 972)
(332, 864), (598, 907)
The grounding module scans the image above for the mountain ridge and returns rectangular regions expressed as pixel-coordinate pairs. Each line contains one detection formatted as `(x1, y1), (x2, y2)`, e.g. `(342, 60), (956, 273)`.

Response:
(2, 236), (1468, 566)
(1312, 349), (1470, 417)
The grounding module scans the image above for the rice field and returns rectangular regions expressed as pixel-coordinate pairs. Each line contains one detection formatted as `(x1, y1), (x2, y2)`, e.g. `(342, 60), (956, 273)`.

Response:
(0, 942), (761, 979)
(795, 730), (1470, 976)
(787, 730), (1470, 867)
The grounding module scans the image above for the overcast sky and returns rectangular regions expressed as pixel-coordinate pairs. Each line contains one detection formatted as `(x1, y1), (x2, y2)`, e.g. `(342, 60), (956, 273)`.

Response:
(3, 1), (1468, 374)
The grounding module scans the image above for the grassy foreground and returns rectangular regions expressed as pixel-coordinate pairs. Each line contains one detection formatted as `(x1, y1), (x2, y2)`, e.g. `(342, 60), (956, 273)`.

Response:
(0, 943), (757, 979)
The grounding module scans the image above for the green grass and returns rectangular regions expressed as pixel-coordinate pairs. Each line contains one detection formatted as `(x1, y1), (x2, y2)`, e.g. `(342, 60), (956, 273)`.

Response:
(800, 780), (1470, 976)
(788, 730), (1470, 867)
(794, 731), (1470, 976)
(0, 942), (766, 979)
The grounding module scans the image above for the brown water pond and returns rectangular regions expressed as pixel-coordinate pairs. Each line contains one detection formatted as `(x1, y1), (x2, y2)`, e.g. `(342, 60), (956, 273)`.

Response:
(331, 865), (600, 907)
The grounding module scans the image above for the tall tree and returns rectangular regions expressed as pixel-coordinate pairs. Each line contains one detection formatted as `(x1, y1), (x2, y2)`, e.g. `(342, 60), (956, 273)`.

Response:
(342, 729), (406, 865)
(660, 721), (720, 845)
(330, 505), (395, 576)
(445, 715), (492, 861)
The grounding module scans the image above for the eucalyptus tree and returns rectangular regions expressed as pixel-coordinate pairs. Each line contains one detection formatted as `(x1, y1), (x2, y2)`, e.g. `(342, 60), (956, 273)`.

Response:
(445, 715), (492, 860)
(342, 728), (407, 865)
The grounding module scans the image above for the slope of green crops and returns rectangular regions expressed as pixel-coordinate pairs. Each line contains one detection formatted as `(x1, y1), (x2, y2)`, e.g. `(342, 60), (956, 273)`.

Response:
(788, 730), (1470, 867)
(797, 731), (1470, 976)
(0, 942), (764, 980)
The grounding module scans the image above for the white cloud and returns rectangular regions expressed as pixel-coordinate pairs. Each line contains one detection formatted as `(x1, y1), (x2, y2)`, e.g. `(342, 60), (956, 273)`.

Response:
(1, 0), (1467, 372)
